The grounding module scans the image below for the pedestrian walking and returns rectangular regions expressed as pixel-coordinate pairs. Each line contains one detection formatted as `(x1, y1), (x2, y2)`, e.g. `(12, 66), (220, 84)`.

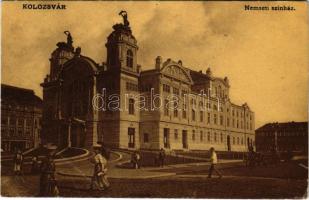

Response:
(31, 155), (40, 174)
(131, 151), (141, 169)
(208, 147), (222, 178)
(99, 142), (110, 160)
(158, 148), (165, 167)
(90, 144), (110, 191)
(13, 150), (23, 176)
(39, 144), (59, 197)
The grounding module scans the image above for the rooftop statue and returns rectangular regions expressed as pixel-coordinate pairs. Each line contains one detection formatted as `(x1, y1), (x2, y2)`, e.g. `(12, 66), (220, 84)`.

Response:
(64, 31), (73, 47)
(119, 10), (129, 27)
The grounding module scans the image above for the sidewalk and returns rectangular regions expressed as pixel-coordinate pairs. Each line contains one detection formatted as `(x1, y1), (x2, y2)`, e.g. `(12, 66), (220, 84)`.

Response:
(56, 151), (242, 179)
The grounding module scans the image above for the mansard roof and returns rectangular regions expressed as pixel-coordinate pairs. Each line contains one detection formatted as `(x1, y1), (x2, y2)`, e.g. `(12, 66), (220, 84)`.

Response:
(256, 122), (308, 133)
(1, 84), (42, 108)
(190, 69), (230, 87)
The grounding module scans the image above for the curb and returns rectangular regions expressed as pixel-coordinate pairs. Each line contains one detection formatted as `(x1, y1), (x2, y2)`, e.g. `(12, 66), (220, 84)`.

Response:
(55, 148), (89, 163)
(57, 171), (176, 179)
(109, 151), (123, 163)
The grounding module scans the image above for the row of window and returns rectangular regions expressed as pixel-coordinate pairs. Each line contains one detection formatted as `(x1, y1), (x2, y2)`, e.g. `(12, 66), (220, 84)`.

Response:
(163, 106), (253, 130)
(126, 82), (138, 92)
(1, 127), (32, 137)
(160, 96), (253, 121)
(1, 117), (38, 127)
(143, 129), (253, 146)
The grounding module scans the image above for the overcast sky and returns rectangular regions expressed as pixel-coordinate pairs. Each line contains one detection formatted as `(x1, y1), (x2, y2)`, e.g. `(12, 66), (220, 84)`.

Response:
(2, 1), (308, 128)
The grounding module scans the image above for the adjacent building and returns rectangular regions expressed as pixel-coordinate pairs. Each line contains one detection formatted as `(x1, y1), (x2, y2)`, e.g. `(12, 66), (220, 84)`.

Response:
(255, 122), (308, 153)
(41, 12), (255, 152)
(1, 84), (43, 152)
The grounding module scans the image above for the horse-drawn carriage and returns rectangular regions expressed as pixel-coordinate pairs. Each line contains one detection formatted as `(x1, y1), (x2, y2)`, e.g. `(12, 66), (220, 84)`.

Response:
(244, 150), (280, 167)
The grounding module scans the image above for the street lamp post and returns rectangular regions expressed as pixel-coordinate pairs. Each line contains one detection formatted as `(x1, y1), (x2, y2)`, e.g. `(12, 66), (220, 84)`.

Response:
(68, 118), (72, 148)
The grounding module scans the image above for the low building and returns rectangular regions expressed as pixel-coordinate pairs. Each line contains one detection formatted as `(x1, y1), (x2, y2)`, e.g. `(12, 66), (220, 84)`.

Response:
(255, 122), (308, 153)
(1, 84), (43, 152)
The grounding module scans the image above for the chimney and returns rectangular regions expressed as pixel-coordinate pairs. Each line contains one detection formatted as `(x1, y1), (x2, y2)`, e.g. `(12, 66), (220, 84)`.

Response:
(155, 56), (162, 70)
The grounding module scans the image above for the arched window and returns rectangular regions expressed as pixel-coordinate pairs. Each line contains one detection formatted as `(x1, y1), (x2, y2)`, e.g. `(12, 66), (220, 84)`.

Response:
(126, 50), (133, 68)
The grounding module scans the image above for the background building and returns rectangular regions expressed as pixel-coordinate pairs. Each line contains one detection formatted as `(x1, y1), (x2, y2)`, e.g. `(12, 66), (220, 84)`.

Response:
(41, 12), (255, 152)
(255, 122), (308, 153)
(1, 84), (42, 152)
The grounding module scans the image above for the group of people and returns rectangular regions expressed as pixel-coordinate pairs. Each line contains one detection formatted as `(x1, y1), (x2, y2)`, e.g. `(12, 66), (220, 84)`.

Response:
(13, 150), (40, 176)
(12, 144), (111, 196)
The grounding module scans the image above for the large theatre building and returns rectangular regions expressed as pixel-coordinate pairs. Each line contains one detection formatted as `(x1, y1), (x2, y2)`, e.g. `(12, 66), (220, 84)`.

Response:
(41, 12), (255, 152)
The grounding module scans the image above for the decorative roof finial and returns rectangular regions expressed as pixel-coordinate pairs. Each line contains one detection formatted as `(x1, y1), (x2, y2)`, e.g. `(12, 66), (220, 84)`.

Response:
(206, 67), (212, 77)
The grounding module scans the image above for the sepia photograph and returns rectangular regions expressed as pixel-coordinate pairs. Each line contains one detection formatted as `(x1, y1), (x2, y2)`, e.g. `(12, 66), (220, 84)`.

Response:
(1, 1), (308, 198)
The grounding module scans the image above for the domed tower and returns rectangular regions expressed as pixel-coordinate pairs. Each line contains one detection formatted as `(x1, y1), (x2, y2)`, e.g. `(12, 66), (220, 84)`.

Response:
(99, 11), (141, 150)
(105, 11), (139, 73)
(49, 31), (75, 80)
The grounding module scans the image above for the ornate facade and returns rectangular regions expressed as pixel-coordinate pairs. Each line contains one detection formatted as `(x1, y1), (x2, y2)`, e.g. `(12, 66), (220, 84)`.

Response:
(1, 84), (42, 152)
(41, 12), (255, 152)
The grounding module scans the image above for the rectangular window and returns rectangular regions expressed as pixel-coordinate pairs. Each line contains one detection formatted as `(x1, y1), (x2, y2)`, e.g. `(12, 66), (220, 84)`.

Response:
(164, 128), (170, 148)
(207, 113), (211, 124)
(10, 117), (16, 126)
(174, 129), (178, 140)
(17, 118), (23, 127)
(26, 118), (32, 127)
(164, 99), (169, 116)
(1, 118), (7, 126)
(192, 110), (195, 121)
(200, 131), (203, 141)
(129, 98), (135, 115)
(173, 87), (179, 95)
(174, 102), (178, 118)
(182, 110), (186, 119)
(214, 114), (217, 124)
(9, 127), (15, 136)
(163, 84), (170, 93)
(208, 132), (211, 142)
(200, 111), (203, 122)
(192, 130), (195, 141)
(220, 115), (223, 125)
(144, 133), (149, 143)
(227, 118), (230, 127)
(18, 129), (23, 136)
(220, 133), (223, 143)
(214, 133), (217, 142)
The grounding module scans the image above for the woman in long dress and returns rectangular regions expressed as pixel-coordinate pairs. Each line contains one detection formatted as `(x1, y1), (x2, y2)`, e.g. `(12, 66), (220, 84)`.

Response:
(13, 150), (23, 175)
(91, 147), (110, 190)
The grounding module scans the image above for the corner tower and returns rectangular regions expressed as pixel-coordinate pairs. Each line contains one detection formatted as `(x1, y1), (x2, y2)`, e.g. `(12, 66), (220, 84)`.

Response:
(99, 11), (141, 149)
(105, 11), (139, 73)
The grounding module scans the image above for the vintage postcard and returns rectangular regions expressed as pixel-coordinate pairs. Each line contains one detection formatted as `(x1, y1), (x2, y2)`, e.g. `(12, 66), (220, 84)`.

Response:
(1, 0), (308, 198)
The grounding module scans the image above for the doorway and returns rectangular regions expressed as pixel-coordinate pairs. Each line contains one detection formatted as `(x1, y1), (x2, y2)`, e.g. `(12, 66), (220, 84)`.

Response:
(163, 128), (170, 148)
(227, 135), (231, 151)
(128, 128), (135, 148)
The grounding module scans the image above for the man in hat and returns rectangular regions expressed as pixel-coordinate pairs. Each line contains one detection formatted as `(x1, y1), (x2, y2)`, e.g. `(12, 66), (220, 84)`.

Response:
(39, 144), (59, 197)
(208, 147), (222, 178)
